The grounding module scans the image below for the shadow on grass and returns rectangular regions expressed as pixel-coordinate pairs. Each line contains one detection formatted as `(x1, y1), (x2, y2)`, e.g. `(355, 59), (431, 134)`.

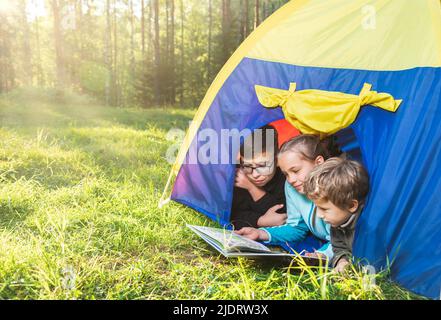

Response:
(0, 197), (35, 228)
(50, 104), (194, 132)
(0, 99), (194, 133)
(0, 96), (194, 190)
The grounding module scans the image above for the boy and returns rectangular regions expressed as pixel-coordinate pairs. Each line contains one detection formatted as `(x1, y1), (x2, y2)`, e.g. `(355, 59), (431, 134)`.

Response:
(230, 125), (287, 230)
(304, 157), (369, 272)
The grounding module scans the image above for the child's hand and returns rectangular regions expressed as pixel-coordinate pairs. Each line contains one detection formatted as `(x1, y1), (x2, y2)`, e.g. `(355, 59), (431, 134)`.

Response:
(257, 204), (286, 227)
(334, 258), (350, 273)
(234, 169), (254, 190)
(234, 227), (269, 241)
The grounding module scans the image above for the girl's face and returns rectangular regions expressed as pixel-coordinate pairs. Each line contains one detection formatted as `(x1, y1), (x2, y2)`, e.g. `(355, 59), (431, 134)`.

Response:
(278, 150), (323, 194)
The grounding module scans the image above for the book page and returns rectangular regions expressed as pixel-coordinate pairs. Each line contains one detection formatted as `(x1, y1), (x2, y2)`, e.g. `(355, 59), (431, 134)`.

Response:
(190, 225), (271, 253)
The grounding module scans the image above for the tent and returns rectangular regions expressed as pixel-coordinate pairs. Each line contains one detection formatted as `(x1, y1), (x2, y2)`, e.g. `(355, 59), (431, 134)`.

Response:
(160, 0), (441, 299)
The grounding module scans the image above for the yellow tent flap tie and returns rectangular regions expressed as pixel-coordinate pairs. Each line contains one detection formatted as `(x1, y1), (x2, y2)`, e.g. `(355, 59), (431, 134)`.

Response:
(255, 82), (402, 138)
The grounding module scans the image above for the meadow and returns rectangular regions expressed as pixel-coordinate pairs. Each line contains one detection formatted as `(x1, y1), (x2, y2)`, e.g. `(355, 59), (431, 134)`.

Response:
(0, 89), (420, 299)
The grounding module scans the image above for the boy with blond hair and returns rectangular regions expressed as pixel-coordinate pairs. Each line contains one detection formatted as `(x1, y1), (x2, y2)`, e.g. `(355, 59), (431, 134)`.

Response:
(304, 157), (369, 272)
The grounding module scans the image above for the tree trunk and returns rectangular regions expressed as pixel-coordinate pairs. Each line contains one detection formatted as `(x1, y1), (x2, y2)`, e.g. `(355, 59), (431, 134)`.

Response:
(169, 0), (175, 105)
(244, 0), (249, 38)
(76, 0), (84, 59)
(165, 0), (170, 104)
(147, 0), (152, 59)
(113, 0), (118, 106)
(208, 0), (213, 81)
(129, 0), (135, 75)
(20, 0), (33, 85)
(34, 14), (44, 86)
(105, 0), (112, 106)
(222, 0), (231, 62)
(141, 0), (145, 61)
(179, 0), (184, 107)
(263, 0), (268, 20)
(254, 0), (260, 29)
(51, 0), (66, 90)
(153, 0), (160, 106)
(239, 0), (244, 42)
(70, 0), (82, 89)
(0, 14), (15, 92)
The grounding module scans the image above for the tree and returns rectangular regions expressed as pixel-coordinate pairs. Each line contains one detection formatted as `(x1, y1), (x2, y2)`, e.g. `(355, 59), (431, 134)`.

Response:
(105, 0), (112, 106)
(179, 0), (184, 107)
(51, 0), (67, 90)
(0, 12), (16, 93)
(148, 0), (153, 58)
(263, 0), (269, 20)
(129, 0), (135, 75)
(75, 0), (84, 60)
(34, 12), (44, 86)
(169, 0), (176, 105)
(254, 0), (260, 29)
(112, 0), (119, 106)
(240, 0), (253, 40)
(153, 0), (160, 106)
(222, 0), (232, 62)
(19, 0), (33, 85)
(141, 0), (146, 60)
(208, 0), (213, 81)
(1, 0), (291, 107)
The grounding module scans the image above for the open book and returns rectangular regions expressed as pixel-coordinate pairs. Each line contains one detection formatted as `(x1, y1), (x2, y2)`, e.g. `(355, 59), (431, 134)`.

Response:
(187, 224), (323, 262)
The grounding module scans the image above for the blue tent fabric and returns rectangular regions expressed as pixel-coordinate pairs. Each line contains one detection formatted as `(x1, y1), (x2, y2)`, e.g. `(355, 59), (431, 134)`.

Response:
(280, 235), (325, 255)
(172, 57), (441, 298)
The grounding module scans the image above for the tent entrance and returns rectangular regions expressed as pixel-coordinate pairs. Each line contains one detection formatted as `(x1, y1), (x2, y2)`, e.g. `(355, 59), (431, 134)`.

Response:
(335, 127), (362, 163)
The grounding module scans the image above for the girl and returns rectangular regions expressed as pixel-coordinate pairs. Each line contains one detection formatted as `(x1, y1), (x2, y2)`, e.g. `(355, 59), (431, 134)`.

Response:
(235, 134), (334, 260)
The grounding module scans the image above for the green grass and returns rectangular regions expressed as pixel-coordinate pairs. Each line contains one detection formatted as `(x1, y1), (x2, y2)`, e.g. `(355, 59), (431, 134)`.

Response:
(0, 89), (421, 300)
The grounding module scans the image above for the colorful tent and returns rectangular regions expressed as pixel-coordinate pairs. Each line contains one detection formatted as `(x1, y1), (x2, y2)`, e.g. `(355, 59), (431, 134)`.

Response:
(160, 0), (441, 299)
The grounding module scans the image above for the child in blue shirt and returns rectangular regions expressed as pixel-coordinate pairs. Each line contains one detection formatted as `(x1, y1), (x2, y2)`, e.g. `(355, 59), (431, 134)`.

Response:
(235, 135), (334, 260)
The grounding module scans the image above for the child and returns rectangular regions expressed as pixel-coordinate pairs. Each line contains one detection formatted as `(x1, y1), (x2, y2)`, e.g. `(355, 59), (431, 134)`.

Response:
(235, 135), (334, 260)
(230, 125), (288, 230)
(304, 157), (369, 272)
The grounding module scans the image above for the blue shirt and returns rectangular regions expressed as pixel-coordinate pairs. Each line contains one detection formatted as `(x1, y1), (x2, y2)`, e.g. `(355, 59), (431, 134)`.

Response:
(260, 182), (333, 259)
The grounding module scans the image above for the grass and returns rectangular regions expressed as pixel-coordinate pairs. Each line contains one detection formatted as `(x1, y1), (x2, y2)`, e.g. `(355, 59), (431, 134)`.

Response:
(0, 88), (421, 300)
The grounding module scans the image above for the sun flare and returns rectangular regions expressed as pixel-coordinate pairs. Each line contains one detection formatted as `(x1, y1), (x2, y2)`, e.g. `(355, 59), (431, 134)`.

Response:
(0, 0), (15, 14)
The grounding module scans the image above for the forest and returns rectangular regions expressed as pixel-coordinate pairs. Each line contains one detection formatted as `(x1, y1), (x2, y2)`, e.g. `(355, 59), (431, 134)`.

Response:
(0, 0), (290, 108)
